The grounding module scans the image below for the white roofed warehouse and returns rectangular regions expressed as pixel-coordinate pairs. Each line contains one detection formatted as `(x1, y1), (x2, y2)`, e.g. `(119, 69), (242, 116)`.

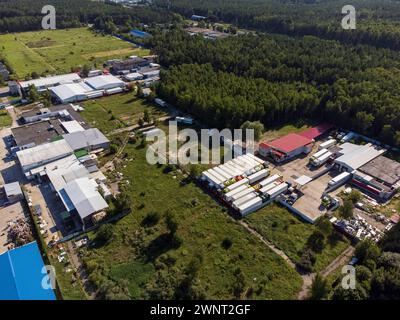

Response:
(63, 128), (110, 152)
(85, 75), (125, 91)
(19, 73), (82, 94)
(59, 177), (108, 228)
(16, 139), (73, 178)
(50, 82), (102, 104)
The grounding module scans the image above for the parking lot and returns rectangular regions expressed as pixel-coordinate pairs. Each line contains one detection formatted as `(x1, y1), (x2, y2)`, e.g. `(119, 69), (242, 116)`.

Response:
(269, 141), (346, 222)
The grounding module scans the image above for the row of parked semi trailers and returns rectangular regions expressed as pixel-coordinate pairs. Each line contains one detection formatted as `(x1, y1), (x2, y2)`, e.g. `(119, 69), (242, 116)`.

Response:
(220, 173), (289, 217)
(310, 148), (333, 167)
(201, 153), (267, 189)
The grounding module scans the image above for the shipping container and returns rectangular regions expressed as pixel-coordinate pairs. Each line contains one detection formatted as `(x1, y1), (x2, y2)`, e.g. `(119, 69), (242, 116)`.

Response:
(225, 184), (249, 200)
(232, 192), (259, 209)
(237, 196), (263, 216)
(225, 178), (249, 192)
(319, 139), (336, 150)
(259, 174), (281, 187)
(266, 182), (289, 199)
(328, 172), (351, 187)
(247, 168), (269, 184)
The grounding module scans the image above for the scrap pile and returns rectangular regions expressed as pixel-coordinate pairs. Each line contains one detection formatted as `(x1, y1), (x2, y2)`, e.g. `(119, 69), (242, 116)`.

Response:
(7, 218), (33, 248)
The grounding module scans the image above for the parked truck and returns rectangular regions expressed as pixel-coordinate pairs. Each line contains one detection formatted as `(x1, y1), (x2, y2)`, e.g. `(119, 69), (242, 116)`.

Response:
(266, 182), (289, 200)
(225, 184), (249, 201)
(311, 151), (333, 167)
(155, 98), (167, 107)
(237, 196), (263, 216)
(318, 139), (336, 150)
(328, 172), (351, 188)
(232, 192), (259, 209)
(259, 174), (280, 188)
(225, 178), (249, 192)
(175, 116), (194, 125)
(247, 168), (269, 184)
(341, 132), (355, 143)
(230, 187), (255, 202)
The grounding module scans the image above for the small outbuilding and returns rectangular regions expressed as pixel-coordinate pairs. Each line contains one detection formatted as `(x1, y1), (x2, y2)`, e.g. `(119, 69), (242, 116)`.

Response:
(3, 182), (23, 203)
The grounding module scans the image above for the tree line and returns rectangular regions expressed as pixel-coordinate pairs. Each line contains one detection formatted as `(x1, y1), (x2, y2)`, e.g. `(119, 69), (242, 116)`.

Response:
(155, 0), (400, 51)
(152, 30), (400, 145)
(0, 0), (173, 33)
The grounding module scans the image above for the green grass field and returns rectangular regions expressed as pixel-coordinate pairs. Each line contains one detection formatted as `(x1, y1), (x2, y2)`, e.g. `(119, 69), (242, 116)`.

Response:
(245, 204), (350, 272)
(0, 27), (150, 79)
(0, 110), (12, 128)
(81, 93), (168, 134)
(81, 144), (302, 299)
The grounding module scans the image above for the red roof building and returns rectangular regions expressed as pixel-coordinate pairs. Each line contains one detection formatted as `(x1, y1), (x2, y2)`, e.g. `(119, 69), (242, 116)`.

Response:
(259, 133), (313, 162)
(260, 133), (313, 153)
(297, 123), (334, 140)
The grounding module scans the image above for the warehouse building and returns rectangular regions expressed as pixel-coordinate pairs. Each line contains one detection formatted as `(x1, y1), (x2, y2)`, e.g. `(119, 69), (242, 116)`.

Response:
(110, 57), (149, 74)
(0, 241), (56, 300)
(297, 123), (334, 140)
(259, 133), (313, 163)
(16, 139), (73, 178)
(11, 119), (67, 150)
(59, 177), (108, 228)
(333, 143), (386, 173)
(63, 128), (110, 152)
(20, 104), (89, 127)
(19, 73), (82, 94)
(50, 82), (103, 104)
(352, 155), (400, 200)
(85, 74), (125, 91)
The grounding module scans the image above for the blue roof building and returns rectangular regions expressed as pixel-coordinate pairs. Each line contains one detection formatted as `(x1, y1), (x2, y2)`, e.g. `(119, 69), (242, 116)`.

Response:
(130, 29), (151, 38)
(0, 242), (56, 300)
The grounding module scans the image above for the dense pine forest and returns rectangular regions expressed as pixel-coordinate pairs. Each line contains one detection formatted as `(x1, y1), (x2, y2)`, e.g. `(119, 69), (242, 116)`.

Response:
(152, 30), (400, 146)
(156, 0), (400, 51)
(0, 0), (173, 32)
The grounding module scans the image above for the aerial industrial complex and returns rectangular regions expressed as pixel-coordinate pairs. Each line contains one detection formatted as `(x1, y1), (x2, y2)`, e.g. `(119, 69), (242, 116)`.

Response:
(0, 7), (399, 302)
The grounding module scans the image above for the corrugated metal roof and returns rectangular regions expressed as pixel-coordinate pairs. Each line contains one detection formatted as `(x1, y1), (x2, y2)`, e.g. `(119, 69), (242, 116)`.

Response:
(260, 133), (312, 153)
(298, 123), (334, 140)
(61, 120), (85, 133)
(85, 75), (124, 90)
(0, 242), (56, 300)
(63, 128), (109, 151)
(61, 177), (108, 220)
(50, 82), (94, 101)
(4, 182), (22, 197)
(20, 73), (81, 89)
(16, 139), (73, 168)
(334, 143), (386, 171)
